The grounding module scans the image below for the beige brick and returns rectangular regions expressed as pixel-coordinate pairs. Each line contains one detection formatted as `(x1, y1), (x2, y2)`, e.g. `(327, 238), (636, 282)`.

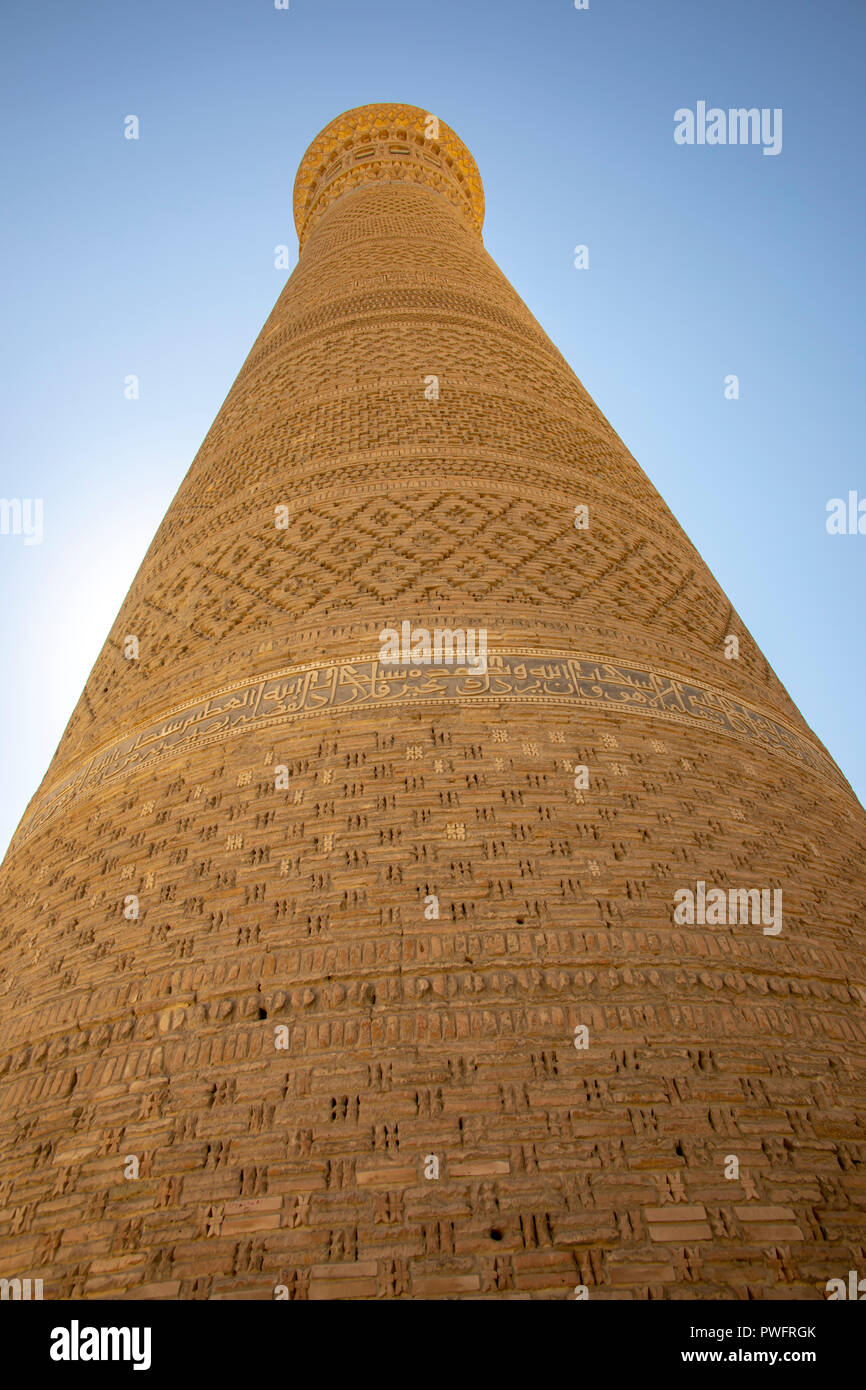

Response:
(0, 98), (861, 1310)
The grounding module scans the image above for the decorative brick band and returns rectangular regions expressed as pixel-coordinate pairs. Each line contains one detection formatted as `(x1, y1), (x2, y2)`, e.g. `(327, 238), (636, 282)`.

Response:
(9, 650), (844, 853)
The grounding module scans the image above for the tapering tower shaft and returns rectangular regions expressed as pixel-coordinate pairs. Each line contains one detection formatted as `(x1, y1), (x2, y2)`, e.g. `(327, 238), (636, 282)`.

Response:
(0, 104), (864, 1302)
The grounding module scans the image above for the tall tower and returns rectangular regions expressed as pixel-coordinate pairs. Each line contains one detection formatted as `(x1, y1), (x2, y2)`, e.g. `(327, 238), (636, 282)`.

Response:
(1, 103), (864, 1302)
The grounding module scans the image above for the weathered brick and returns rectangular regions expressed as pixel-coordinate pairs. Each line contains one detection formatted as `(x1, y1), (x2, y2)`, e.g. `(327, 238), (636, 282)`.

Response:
(0, 99), (863, 1308)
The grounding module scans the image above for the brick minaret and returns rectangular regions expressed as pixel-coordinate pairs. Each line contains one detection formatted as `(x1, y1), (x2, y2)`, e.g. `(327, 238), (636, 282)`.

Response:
(1, 103), (864, 1301)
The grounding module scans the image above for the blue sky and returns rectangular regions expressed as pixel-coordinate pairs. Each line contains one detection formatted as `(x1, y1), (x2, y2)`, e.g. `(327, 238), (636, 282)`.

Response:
(0, 0), (864, 856)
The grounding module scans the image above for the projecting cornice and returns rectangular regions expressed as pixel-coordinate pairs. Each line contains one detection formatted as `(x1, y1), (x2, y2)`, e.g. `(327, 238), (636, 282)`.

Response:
(293, 102), (485, 249)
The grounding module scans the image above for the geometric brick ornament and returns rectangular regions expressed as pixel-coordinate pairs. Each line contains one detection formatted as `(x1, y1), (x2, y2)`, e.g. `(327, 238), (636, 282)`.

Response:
(0, 103), (864, 1300)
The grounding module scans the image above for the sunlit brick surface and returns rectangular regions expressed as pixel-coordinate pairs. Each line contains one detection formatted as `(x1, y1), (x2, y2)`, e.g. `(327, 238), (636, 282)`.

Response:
(0, 104), (864, 1301)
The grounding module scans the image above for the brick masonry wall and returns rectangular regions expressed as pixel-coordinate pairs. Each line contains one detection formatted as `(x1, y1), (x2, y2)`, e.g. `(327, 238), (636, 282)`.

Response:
(0, 104), (864, 1301)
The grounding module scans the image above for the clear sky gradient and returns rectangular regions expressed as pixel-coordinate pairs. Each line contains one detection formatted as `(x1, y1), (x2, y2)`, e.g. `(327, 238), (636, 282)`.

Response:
(1, 0), (863, 858)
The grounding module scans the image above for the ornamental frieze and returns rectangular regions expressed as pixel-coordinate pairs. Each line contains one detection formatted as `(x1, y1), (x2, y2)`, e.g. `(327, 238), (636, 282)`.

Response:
(10, 649), (844, 852)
